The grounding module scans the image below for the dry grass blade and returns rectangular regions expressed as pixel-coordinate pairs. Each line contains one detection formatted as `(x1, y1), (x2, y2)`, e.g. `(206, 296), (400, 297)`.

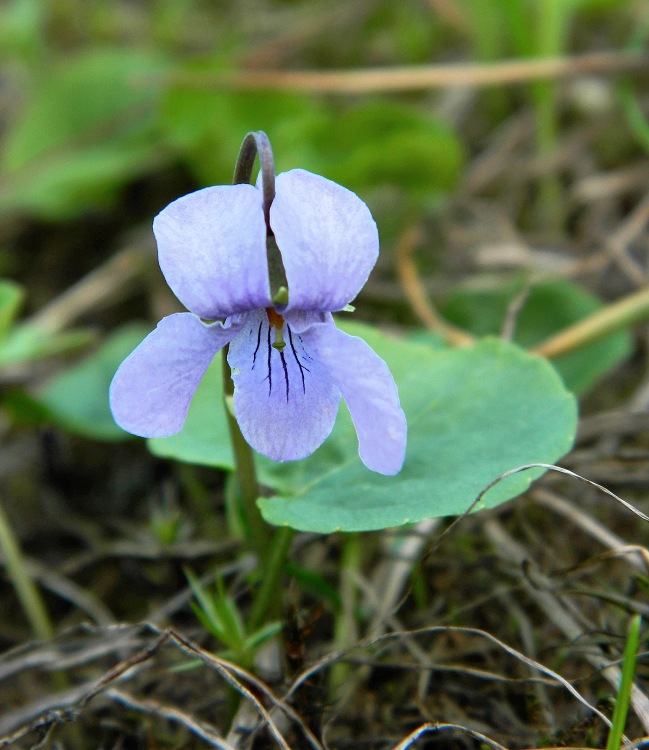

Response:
(26, 240), (152, 334)
(396, 226), (475, 346)
(106, 688), (237, 750)
(621, 737), (649, 749)
(285, 624), (611, 729)
(391, 721), (510, 750)
(0, 631), (167, 743)
(484, 519), (649, 734)
(478, 464), (649, 524)
(533, 489), (649, 573)
(174, 50), (649, 93)
(0, 624), (321, 749)
(368, 518), (441, 635)
(155, 627), (323, 750)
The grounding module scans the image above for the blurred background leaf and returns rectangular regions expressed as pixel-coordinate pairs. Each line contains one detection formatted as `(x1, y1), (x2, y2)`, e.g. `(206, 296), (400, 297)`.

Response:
(27, 324), (151, 440)
(0, 48), (169, 218)
(441, 279), (633, 394)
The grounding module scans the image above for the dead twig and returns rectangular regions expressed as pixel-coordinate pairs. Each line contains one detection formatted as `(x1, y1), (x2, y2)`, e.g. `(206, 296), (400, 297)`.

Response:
(171, 50), (649, 94)
(396, 226), (475, 346)
(26, 240), (152, 334)
(484, 518), (649, 734)
(391, 721), (510, 750)
(106, 688), (237, 750)
(531, 285), (649, 359)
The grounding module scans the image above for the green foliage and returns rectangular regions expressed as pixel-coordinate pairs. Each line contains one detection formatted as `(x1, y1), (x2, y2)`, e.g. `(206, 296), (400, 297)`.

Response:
(162, 76), (328, 186)
(185, 568), (281, 668)
(0, 0), (45, 61)
(0, 324), (93, 369)
(321, 101), (464, 199)
(0, 278), (94, 376)
(33, 324), (151, 440)
(0, 280), (24, 342)
(0, 48), (168, 218)
(441, 279), (632, 394)
(619, 6), (649, 155)
(606, 614), (642, 750)
(162, 68), (463, 207)
(150, 322), (577, 532)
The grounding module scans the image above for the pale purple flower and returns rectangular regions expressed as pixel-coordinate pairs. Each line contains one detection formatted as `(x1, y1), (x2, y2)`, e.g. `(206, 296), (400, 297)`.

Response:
(109, 169), (406, 474)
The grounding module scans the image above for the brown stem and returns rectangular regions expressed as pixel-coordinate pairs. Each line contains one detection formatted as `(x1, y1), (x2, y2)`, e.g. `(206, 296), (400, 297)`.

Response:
(396, 227), (475, 347)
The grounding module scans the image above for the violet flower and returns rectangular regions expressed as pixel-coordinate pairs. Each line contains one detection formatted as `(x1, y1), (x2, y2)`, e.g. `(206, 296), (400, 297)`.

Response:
(110, 165), (406, 475)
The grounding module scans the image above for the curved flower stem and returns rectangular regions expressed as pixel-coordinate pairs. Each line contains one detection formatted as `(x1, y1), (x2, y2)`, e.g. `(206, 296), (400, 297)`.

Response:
(234, 131), (288, 302)
(233, 130), (276, 231)
(224, 131), (279, 561)
(225, 132), (292, 630)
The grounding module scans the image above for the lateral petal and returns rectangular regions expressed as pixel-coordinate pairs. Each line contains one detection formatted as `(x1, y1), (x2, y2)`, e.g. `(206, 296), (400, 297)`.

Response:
(228, 310), (340, 462)
(154, 184), (271, 319)
(300, 321), (407, 474)
(270, 170), (379, 312)
(110, 313), (242, 438)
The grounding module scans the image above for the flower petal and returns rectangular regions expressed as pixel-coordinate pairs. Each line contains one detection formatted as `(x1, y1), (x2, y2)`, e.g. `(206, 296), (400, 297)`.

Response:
(300, 320), (406, 474)
(228, 310), (340, 461)
(270, 169), (379, 312)
(154, 184), (270, 319)
(110, 313), (242, 438)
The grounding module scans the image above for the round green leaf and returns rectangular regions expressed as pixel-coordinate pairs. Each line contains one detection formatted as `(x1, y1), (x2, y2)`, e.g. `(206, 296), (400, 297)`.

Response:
(143, 317), (576, 533)
(257, 325), (577, 532)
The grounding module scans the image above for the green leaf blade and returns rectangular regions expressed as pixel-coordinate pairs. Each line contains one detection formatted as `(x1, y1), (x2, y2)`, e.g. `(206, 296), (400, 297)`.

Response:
(258, 335), (577, 532)
(35, 324), (152, 441)
(144, 322), (577, 534)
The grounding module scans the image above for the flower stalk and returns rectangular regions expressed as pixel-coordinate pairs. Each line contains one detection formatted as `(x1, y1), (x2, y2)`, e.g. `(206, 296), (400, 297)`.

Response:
(224, 132), (279, 585)
(221, 352), (270, 560)
(226, 132), (293, 627)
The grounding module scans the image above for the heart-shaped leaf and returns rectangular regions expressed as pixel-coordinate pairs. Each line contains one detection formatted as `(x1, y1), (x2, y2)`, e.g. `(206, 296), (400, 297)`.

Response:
(148, 321), (577, 533)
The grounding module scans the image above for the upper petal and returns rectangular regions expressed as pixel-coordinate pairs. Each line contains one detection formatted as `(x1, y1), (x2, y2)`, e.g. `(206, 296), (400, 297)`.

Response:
(228, 309), (341, 462)
(300, 320), (406, 474)
(154, 184), (271, 319)
(110, 312), (242, 438)
(270, 170), (379, 312)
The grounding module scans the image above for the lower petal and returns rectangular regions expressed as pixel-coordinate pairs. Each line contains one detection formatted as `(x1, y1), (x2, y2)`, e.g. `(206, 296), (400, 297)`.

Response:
(228, 310), (340, 462)
(300, 321), (407, 475)
(110, 313), (242, 438)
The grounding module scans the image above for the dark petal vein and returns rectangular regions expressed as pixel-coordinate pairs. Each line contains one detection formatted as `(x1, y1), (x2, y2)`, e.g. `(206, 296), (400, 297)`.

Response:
(252, 321), (263, 368)
(266, 324), (272, 395)
(279, 350), (290, 402)
(288, 326), (308, 393)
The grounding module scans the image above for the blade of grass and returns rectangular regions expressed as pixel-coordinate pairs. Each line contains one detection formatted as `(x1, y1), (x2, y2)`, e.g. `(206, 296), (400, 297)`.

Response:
(0, 499), (53, 641)
(606, 614), (642, 750)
